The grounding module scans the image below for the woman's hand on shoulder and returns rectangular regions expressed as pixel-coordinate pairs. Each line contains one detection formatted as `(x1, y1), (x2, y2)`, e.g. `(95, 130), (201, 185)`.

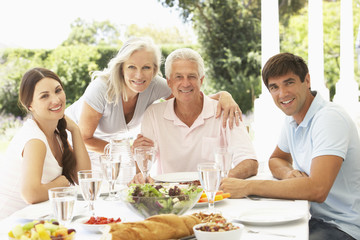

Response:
(215, 91), (242, 129)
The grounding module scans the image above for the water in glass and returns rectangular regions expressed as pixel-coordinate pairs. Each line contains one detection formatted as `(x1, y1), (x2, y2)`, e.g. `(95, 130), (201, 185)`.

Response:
(78, 170), (102, 216)
(48, 187), (76, 226)
(134, 146), (155, 183)
(198, 162), (221, 213)
(100, 154), (121, 200)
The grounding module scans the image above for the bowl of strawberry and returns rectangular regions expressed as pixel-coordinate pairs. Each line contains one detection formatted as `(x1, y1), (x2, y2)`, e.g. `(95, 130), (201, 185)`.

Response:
(76, 216), (122, 232)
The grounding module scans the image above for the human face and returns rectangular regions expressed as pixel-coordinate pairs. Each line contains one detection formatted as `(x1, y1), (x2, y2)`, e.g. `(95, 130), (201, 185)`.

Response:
(167, 59), (204, 104)
(268, 72), (312, 124)
(123, 49), (155, 95)
(29, 77), (66, 121)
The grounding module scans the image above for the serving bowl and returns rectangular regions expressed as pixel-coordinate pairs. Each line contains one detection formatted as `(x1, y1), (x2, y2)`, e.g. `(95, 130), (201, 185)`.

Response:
(75, 216), (123, 233)
(119, 183), (203, 218)
(193, 222), (244, 240)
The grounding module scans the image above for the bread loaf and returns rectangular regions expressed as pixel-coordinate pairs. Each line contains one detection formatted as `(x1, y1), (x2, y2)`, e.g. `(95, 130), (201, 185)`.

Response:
(104, 214), (201, 240)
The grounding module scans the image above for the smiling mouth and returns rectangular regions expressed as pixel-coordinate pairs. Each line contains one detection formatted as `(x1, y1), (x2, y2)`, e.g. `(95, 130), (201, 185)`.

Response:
(132, 80), (146, 85)
(281, 98), (294, 105)
(179, 89), (193, 93)
(50, 105), (62, 111)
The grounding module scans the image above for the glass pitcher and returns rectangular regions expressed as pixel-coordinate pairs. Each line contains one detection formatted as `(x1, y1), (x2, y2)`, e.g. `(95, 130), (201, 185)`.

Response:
(104, 138), (135, 186)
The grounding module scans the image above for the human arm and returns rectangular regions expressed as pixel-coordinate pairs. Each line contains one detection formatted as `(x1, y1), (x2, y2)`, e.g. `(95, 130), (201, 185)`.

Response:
(269, 146), (308, 179)
(165, 90), (241, 129)
(64, 115), (91, 177)
(220, 155), (343, 202)
(209, 91), (242, 129)
(226, 120), (258, 179)
(78, 101), (108, 154)
(20, 139), (70, 204)
(228, 159), (258, 179)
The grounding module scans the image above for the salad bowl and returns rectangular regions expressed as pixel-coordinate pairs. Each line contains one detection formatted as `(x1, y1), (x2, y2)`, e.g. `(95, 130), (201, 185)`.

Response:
(120, 183), (203, 218)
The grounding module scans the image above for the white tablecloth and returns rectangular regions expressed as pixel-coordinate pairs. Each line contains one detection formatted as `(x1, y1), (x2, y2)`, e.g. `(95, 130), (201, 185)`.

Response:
(0, 171), (310, 240)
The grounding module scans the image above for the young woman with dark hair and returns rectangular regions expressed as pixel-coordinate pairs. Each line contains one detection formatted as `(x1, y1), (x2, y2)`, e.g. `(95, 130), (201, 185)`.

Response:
(0, 68), (90, 219)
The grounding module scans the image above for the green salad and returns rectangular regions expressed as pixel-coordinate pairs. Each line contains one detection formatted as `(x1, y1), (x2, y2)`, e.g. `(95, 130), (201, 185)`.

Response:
(124, 184), (203, 217)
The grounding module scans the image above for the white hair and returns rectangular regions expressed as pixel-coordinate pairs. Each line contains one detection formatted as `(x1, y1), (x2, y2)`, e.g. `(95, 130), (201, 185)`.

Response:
(164, 48), (205, 79)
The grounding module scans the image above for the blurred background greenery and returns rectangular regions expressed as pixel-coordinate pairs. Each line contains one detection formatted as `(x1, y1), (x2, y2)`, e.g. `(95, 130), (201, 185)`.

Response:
(1, 0), (360, 155)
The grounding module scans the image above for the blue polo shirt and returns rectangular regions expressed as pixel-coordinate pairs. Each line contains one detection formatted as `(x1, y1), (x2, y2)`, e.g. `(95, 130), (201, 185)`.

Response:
(277, 92), (360, 239)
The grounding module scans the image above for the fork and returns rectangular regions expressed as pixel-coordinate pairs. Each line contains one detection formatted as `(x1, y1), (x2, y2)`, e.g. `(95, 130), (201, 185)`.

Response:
(246, 228), (296, 238)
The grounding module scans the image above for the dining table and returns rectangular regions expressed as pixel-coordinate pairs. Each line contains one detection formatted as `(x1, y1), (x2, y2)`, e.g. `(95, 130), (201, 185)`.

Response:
(0, 171), (310, 240)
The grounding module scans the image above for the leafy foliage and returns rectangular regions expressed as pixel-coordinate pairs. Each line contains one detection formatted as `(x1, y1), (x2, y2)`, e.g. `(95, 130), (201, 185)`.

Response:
(0, 48), (49, 116)
(0, 46), (110, 118)
(159, 0), (262, 113)
(45, 45), (102, 105)
(0, 44), (183, 118)
(62, 18), (122, 47)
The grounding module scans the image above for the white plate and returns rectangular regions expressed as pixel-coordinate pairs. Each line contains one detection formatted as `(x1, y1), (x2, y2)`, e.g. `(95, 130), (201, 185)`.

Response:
(153, 172), (199, 183)
(234, 208), (306, 225)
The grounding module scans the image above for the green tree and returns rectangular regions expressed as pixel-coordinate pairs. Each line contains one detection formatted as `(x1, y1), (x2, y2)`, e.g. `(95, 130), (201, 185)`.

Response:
(0, 48), (49, 117)
(159, 0), (263, 113)
(45, 45), (102, 105)
(62, 18), (122, 46)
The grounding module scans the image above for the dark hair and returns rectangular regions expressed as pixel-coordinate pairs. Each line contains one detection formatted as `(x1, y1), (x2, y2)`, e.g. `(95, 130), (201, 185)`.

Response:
(262, 53), (309, 88)
(19, 68), (77, 184)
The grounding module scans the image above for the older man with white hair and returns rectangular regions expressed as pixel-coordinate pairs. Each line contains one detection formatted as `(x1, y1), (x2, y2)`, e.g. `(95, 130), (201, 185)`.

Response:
(131, 48), (258, 183)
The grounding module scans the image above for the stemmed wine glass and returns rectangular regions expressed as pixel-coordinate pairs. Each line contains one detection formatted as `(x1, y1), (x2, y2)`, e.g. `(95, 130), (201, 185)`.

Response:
(214, 147), (234, 178)
(198, 162), (221, 213)
(134, 146), (155, 183)
(78, 170), (103, 216)
(99, 154), (121, 200)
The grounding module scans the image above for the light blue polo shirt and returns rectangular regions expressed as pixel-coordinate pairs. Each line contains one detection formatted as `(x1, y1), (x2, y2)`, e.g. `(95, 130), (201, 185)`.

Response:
(277, 92), (360, 239)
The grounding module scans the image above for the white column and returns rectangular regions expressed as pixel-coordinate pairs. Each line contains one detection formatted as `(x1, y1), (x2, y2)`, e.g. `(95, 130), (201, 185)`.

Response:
(253, 0), (283, 171)
(333, 0), (359, 118)
(260, 0), (279, 91)
(308, 0), (329, 100)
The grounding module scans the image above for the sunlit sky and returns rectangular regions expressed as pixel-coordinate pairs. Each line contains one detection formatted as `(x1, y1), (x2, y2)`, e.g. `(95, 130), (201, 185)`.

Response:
(0, 0), (192, 49)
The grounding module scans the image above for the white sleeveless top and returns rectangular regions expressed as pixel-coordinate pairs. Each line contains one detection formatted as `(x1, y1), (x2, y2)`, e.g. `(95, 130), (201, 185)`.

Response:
(0, 119), (62, 219)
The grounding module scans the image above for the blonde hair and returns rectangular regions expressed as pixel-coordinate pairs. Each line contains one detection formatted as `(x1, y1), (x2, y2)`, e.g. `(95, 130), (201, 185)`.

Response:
(91, 37), (162, 103)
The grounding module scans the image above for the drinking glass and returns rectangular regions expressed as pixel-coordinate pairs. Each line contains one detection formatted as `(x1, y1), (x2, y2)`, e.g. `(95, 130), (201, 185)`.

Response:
(134, 146), (155, 183)
(99, 154), (121, 200)
(48, 186), (77, 226)
(77, 170), (103, 216)
(198, 162), (221, 213)
(214, 147), (234, 178)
